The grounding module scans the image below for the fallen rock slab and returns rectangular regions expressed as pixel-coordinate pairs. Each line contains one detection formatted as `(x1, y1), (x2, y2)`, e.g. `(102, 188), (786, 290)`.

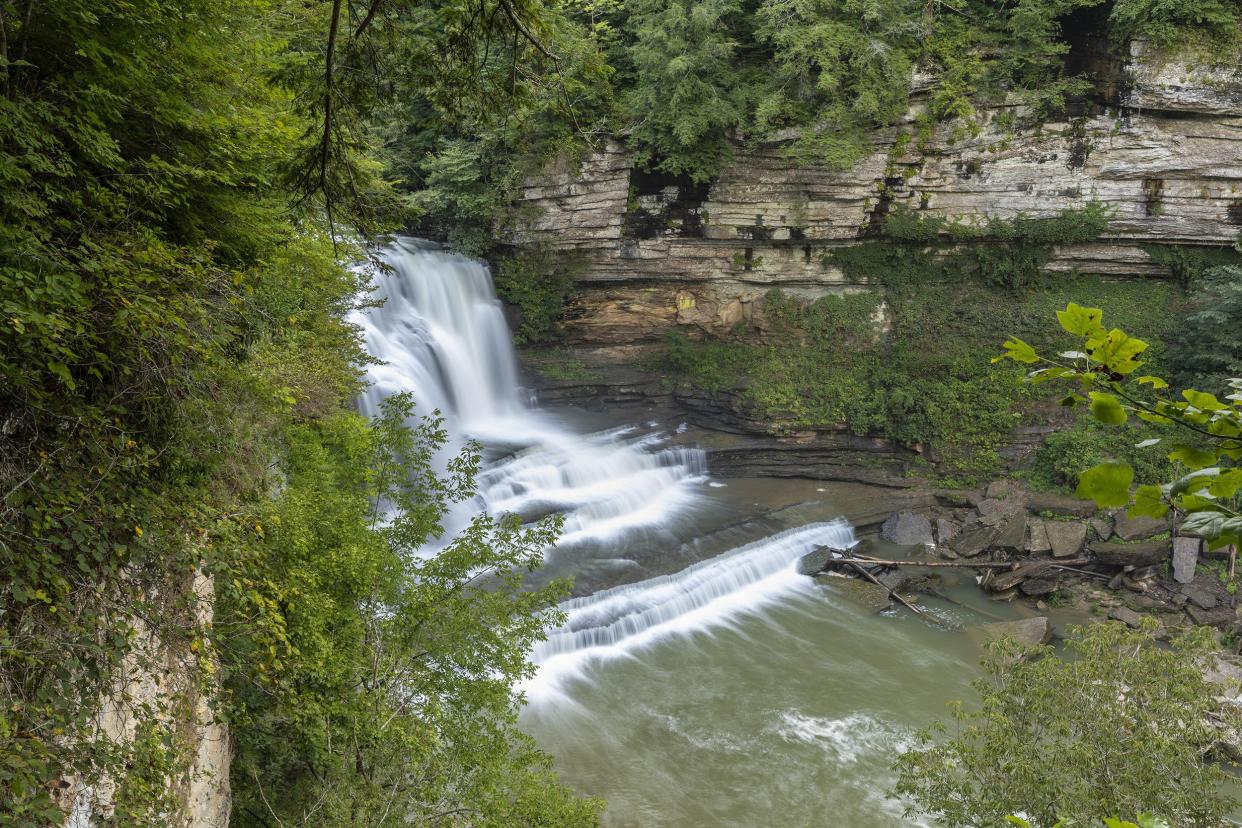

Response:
(1090, 539), (1171, 568)
(979, 617), (1052, 647)
(1026, 519), (1052, 554)
(1108, 606), (1146, 628)
(1184, 585), (1218, 610)
(1113, 512), (1167, 541)
(1045, 521), (1088, 558)
(881, 511), (934, 546)
(1026, 493), (1096, 518)
(1173, 537), (1201, 584)
(797, 546), (834, 576)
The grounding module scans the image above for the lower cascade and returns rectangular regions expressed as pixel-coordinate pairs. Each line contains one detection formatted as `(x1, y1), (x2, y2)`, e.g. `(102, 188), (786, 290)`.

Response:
(532, 520), (858, 669)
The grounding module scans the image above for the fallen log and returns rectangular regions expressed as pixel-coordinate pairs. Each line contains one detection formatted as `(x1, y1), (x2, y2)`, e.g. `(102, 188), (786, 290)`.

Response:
(842, 561), (954, 629)
(825, 556), (1088, 569)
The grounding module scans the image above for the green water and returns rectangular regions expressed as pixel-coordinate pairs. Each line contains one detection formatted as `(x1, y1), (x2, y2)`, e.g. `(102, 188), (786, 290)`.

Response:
(520, 477), (1038, 827)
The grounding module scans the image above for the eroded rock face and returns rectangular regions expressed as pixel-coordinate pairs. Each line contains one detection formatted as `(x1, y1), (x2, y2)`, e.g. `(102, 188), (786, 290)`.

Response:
(516, 46), (1242, 347)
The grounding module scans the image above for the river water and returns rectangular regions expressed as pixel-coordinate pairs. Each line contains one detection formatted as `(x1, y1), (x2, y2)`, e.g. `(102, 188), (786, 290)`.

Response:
(355, 240), (1034, 826)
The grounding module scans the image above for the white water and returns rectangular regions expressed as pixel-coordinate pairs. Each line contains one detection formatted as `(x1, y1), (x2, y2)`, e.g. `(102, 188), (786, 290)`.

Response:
(530, 521), (857, 687)
(354, 238), (707, 550)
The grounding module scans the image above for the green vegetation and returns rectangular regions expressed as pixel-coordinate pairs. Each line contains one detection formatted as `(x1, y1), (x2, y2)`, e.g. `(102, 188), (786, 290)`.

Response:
(0, 0), (599, 824)
(493, 246), (581, 344)
(660, 223), (1179, 484)
(998, 302), (1242, 550)
(895, 622), (1238, 828)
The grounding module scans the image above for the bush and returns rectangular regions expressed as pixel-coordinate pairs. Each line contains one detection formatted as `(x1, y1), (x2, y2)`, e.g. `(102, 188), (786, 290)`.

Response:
(1030, 417), (1178, 492)
(895, 622), (1239, 828)
(493, 246), (580, 344)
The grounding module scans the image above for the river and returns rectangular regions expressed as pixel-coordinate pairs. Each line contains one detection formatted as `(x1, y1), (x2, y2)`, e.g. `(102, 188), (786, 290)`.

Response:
(355, 239), (1040, 826)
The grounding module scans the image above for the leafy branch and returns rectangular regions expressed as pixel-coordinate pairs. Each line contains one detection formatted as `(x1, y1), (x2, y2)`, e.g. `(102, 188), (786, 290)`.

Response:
(997, 302), (1242, 549)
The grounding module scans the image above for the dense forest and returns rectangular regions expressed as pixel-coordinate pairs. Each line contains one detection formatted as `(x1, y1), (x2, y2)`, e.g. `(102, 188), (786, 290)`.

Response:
(1, 0), (1241, 826)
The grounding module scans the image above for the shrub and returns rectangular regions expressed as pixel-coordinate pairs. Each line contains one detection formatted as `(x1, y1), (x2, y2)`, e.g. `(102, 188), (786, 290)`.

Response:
(895, 622), (1239, 828)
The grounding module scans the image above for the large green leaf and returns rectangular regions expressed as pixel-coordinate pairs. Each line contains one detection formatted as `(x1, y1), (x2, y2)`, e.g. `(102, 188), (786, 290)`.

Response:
(1076, 462), (1134, 508)
(1085, 329), (1147, 376)
(1056, 302), (1104, 336)
(1129, 485), (1168, 519)
(996, 336), (1038, 364)
(1168, 444), (1218, 470)
(1089, 392), (1127, 425)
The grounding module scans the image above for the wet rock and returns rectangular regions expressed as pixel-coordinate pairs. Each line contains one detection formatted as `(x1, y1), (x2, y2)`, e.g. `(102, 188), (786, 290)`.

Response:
(1045, 521), (1088, 559)
(818, 576), (892, 611)
(1090, 539), (1171, 568)
(797, 546), (834, 576)
(1026, 493), (1096, 518)
(1108, 606), (1146, 628)
(988, 562), (1050, 593)
(980, 617), (1052, 647)
(935, 517), (959, 546)
(1173, 537), (1201, 584)
(881, 511), (933, 546)
(877, 567), (913, 594)
(1113, 511), (1167, 541)
(1184, 585), (1218, 610)
(1019, 573), (1061, 597)
(1026, 519), (1052, 554)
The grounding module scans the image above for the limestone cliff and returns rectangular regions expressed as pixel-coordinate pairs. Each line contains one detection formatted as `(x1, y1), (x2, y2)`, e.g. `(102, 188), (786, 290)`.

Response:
(517, 41), (1242, 344)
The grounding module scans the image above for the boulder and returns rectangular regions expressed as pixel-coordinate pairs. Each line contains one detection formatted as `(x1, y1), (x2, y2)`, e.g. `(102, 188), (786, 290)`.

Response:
(935, 517), (959, 546)
(1113, 511), (1167, 541)
(1026, 492), (1096, 518)
(978, 498), (1018, 527)
(1045, 521), (1088, 558)
(1089, 515), (1114, 541)
(1026, 519), (1052, 554)
(797, 546), (834, 576)
(979, 617), (1052, 647)
(1090, 539), (1171, 568)
(1184, 585), (1218, 610)
(993, 510), (1027, 552)
(988, 562), (1051, 593)
(1173, 536), (1201, 584)
(818, 576), (892, 611)
(1187, 603), (1233, 627)
(881, 511), (934, 546)
(1108, 606), (1146, 628)
(951, 521), (996, 558)
(1019, 572), (1061, 597)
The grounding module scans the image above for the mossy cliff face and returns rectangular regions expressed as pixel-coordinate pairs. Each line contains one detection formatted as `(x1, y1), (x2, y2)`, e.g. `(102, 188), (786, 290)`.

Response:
(516, 42), (1242, 345)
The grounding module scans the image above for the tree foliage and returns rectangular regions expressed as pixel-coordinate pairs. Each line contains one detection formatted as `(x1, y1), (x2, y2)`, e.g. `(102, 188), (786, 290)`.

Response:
(895, 622), (1238, 828)
(998, 303), (1242, 549)
(0, 0), (599, 823)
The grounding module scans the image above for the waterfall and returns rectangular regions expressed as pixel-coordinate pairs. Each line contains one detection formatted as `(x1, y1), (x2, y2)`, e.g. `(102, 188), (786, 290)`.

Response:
(529, 520), (857, 681)
(353, 238), (708, 548)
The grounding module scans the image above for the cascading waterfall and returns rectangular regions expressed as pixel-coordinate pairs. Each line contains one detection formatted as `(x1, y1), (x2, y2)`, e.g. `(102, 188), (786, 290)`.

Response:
(529, 521), (857, 684)
(353, 238), (707, 549)
(354, 238), (861, 696)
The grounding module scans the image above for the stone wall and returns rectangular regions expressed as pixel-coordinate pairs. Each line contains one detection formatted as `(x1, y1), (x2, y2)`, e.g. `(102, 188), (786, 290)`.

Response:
(517, 42), (1242, 344)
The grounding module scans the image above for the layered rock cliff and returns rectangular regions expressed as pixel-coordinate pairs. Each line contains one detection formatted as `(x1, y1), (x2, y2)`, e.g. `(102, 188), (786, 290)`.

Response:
(517, 41), (1242, 345)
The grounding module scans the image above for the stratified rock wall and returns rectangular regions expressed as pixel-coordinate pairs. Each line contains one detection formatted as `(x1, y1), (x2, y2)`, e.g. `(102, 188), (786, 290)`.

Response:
(518, 42), (1242, 344)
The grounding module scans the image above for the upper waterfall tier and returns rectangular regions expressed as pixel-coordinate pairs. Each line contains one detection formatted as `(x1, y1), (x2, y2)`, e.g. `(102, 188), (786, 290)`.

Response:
(353, 238), (708, 548)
